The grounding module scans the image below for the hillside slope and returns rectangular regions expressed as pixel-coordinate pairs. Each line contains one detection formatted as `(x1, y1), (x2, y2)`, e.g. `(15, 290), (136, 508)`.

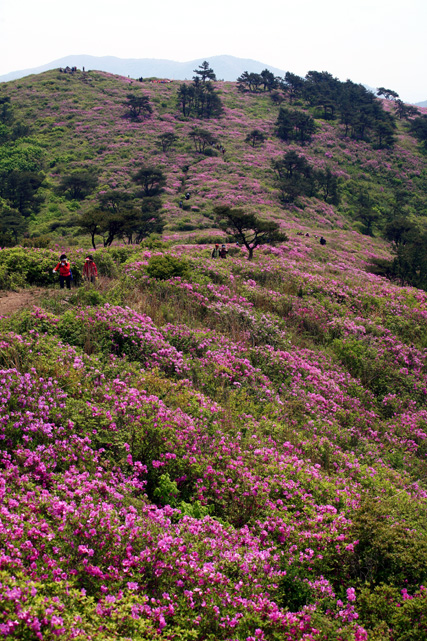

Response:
(2, 65), (427, 641)
(1, 68), (426, 245)
(1, 234), (427, 638)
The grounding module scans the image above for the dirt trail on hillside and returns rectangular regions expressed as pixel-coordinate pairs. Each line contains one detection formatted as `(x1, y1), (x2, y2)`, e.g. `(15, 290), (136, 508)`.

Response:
(0, 289), (45, 317)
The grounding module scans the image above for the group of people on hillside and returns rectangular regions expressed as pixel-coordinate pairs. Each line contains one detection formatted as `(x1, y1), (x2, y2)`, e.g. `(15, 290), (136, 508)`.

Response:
(54, 233), (326, 289)
(59, 66), (78, 74)
(210, 232), (327, 261)
(53, 254), (98, 289)
(296, 231), (327, 245)
(211, 244), (228, 259)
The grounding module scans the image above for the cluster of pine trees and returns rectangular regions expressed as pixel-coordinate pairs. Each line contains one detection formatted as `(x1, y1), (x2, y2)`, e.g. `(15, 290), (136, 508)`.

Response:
(0, 97), (44, 245)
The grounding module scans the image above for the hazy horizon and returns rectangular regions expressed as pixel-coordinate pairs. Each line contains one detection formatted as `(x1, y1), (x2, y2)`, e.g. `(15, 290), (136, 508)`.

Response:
(1, 0), (426, 103)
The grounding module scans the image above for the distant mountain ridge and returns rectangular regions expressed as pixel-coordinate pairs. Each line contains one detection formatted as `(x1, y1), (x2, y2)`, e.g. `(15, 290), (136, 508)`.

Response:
(0, 54), (287, 84)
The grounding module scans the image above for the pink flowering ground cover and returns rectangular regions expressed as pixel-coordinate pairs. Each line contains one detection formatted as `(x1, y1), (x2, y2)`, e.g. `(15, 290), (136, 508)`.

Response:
(1, 235), (427, 639)
(2, 69), (427, 244)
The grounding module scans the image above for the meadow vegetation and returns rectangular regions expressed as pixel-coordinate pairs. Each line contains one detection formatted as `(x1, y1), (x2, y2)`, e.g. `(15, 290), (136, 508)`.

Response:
(0, 65), (427, 639)
(0, 234), (427, 639)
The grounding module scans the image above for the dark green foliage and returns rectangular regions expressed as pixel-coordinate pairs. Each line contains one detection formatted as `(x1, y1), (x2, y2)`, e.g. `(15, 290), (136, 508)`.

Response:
(358, 584), (427, 640)
(176, 83), (194, 117)
(73, 167), (167, 247)
(369, 219), (427, 291)
(275, 107), (295, 141)
(123, 93), (153, 120)
(340, 83), (396, 145)
(273, 151), (313, 203)
(410, 114), (427, 150)
(158, 131), (178, 152)
(56, 169), (98, 200)
(0, 247), (58, 288)
(353, 189), (380, 236)
(394, 99), (419, 120)
(77, 209), (105, 250)
(273, 151), (341, 205)
(121, 202), (165, 244)
(275, 107), (316, 145)
(0, 114), (31, 144)
(282, 72), (305, 103)
(21, 235), (52, 248)
(188, 127), (218, 153)
(304, 70), (342, 119)
(132, 166), (166, 197)
(213, 205), (288, 260)
(260, 69), (278, 92)
(349, 498), (427, 588)
(374, 118), (396, 148)
(98, 189), (131, 213)
(368, 256), (396, 280)
(237, 71), (264, 93)
(0, 170), (44, 216)
(270, 90), (286, 105)
(10, 121), (31, 140)
(384, 216), (414, 246)
(269, 71), (398, 147)
(315, 166), (340, 205)
(0, 200), (28, 244)
(0, 97), (13, 125)
(245, 129), (266, 147)
(101, 210), (129, 247)
(196, 81), (223, 119)
(79, 193), (134, 248)
(237, 68), (277, 93)
(192, 61), (216, 83)
(177, 63), (222, 119)
(376, 87), (399, 101)
(278, 568), (314, 611)
(88, 191), (132, 247)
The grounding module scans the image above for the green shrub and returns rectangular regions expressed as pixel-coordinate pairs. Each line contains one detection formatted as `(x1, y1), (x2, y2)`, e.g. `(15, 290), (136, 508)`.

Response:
(349, 497), (427, 588)
(68, 285), (107, 307)
(358, 583), (427, 640)
(102, 246), (139, 265)
(0, 246), (57, 288)
(153, 473), (180, 506)
(146, 254), (188, 280)
(0, 263), (26, 289)
(21, 235), (52, 248)
(174, 219), (199, 231)
(0, 571), (157, 640)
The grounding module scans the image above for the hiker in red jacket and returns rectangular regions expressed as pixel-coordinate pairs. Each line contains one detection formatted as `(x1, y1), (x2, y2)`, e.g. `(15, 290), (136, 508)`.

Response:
(83, 255), (98, 283)
(53, 253), (72, 289)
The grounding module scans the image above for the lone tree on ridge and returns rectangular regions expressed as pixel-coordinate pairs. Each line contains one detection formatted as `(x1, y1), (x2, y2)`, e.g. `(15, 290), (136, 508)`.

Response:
(214, 206), (288, 260)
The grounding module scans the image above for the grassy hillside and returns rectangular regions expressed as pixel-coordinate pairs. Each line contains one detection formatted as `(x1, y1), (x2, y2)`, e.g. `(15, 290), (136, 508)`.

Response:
(1, 68), (426, 244)
(1, 69), (427, 639)
(1, 233), (427, 638)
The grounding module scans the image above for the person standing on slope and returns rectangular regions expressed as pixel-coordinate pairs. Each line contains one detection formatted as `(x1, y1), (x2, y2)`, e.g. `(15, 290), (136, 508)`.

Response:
(211, 244), (220, 258)
(83, 255), (98, 283)
(53, 254), (72, 289)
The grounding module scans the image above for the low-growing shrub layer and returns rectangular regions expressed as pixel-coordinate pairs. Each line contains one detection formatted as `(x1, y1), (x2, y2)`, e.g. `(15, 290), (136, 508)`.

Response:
(1, 236), (427, 639)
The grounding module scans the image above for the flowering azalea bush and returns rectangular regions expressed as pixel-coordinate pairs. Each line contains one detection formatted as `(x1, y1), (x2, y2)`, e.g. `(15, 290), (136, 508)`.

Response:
(1, 234), (427, 639)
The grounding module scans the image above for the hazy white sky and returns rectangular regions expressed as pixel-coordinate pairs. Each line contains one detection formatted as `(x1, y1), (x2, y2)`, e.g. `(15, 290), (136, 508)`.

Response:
(1, 0), (426, 102)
